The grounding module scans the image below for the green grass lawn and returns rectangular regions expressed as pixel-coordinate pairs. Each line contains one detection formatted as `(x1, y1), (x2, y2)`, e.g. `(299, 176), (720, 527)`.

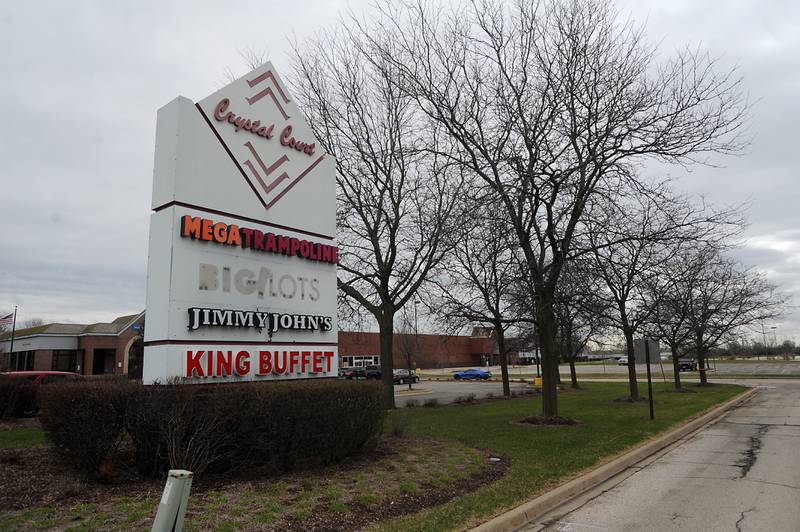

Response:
(372, 381), (744, 531)
(0, 427), (46, 449)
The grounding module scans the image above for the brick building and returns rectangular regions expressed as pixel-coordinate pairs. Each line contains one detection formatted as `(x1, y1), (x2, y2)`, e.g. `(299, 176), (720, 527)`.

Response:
(339, 327), (521, 369)
(0, 312), (145, 376)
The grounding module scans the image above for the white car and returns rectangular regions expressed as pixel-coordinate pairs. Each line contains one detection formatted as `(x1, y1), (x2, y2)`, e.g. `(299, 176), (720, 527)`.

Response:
(617, 356), (629, 366)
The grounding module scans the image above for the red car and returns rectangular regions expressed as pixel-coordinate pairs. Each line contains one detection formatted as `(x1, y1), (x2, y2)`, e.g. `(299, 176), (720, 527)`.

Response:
(1, 371), (83, 416)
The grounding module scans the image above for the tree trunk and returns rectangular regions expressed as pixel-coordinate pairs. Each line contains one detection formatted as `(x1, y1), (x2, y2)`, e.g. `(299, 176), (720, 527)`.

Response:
(569, 360), (579, 388)
(624, 329), (640, 400)
(537, 291), (559, 418)
(378, 307), (396, 408)
(698, 348), (709, 385)
(495, 324), (511, 397)
(671, 346), (682, 389)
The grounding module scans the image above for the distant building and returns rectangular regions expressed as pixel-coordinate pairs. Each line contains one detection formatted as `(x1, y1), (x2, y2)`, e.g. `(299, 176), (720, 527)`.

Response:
(0, 311), (522, 375)
(0, 312), (144, 376)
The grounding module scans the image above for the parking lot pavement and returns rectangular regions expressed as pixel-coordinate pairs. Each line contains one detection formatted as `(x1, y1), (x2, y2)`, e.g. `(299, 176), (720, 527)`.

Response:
(394, 379), (533, 407)
(525, 381), (800, 531)
(424, 361), (800, 378)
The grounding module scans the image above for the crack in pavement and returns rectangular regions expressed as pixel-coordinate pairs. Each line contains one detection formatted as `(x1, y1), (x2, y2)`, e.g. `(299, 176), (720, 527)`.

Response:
(738, 424), (769, 477)
(735, 507), (755, 532)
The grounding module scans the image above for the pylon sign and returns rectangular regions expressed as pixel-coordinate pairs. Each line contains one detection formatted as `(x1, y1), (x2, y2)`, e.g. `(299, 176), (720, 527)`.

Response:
(143, 63), (338, 384)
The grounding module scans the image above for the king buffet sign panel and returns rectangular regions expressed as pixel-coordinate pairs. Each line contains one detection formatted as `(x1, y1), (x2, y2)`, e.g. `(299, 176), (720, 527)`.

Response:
(143, 63), (338, 384)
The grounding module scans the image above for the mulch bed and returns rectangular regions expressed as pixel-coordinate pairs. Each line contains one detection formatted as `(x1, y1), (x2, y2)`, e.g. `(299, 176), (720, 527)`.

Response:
(1, 433), (509, 531)
(612, 396), (650, 403)
(288, 448), (509, 532)
(514, 415), (581, 426)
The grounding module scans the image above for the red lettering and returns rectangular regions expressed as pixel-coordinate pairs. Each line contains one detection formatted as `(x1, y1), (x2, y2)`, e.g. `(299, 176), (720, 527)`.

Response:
(181, 216), (202, 239)
(258, 350), (272, 375)
(274, 351), (287, 374)
(207, 348), (213, 376)
(323, 351), (334, 372)
(186, 350), (204, 377)
(241, 228), (253, 248)
(280, 125), (293, 146)
(201, 219), (213, 241)
(213, 222), (227, 244)
(321, 245), (331, 263)
(289, 350), (300, 373)
(300, 240), (310, 258)
(309, 242), (318, 261)
(301, 351), (311, 373)
(254, 230), (265, 251)
(312, 351), (323, 373)
(278, 236), (291, 255)
(216, 350), (232, 376)
(213, 98), (231, 121)
(290, 238), (300, 256)
(235, 351), (250, 375)
(265, 232), (277, 253)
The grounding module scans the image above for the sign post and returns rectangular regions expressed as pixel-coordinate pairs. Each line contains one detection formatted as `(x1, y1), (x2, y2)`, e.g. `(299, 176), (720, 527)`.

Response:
(143, 63), (338, 384)
(635, 338), (658, 420)
(645, 340), (654, 420)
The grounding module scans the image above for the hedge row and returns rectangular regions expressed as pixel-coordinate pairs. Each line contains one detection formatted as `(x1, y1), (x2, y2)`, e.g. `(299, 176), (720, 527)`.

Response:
(39, 379), (385, 480)
(0, 376), (17, 419)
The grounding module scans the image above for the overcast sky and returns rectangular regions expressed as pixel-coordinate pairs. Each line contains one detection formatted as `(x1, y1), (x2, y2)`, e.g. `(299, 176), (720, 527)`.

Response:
(0, 1), (798, 341)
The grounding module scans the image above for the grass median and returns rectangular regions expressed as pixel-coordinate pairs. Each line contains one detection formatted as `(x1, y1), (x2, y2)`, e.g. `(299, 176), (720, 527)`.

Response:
(373, 381), (745, 531)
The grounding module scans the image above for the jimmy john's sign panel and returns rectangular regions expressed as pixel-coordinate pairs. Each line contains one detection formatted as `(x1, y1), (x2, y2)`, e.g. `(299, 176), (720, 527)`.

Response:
(144, 63), (337, 384)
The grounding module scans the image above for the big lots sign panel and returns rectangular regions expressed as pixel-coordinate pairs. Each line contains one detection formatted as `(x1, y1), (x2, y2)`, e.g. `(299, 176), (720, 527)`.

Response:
(144, 63), (337, 384)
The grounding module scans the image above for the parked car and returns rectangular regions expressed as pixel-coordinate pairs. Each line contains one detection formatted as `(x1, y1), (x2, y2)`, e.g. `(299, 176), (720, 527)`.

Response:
(393, 369), (420, 385)
(0, 371), (82, 417)
(340, 367), (366, 379)
(364, 365), (382, 379)
(617, 356), (629, 366)
(678, 358), (698, 371)
(453, 368), (492, 380)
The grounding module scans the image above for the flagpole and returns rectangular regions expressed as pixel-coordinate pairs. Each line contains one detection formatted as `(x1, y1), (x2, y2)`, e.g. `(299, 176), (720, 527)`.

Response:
(9, 306), (17, 356)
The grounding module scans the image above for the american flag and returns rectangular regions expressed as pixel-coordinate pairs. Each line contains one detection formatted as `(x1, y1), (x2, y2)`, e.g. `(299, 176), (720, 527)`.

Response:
(0, 313), (13, 327)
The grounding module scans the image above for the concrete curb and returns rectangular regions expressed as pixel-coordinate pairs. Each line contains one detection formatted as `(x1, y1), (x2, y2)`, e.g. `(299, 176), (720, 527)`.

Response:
(394, 388), (432, 397)
(469, 386), (759, 532)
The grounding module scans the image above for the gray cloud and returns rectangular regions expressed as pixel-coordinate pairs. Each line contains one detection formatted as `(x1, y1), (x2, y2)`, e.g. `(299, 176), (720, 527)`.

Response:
(1, 0), (799, 341)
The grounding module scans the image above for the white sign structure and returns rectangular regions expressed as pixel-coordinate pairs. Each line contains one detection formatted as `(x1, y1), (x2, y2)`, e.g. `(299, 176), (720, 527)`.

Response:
(143, 63), (338, 384)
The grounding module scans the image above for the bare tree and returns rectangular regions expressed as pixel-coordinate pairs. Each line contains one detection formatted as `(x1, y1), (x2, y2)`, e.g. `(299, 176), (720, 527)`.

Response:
(290, 27), (462, 407)
(554, 260), (609, 388)
(427, 199), (522, 396)
(584, 188), (738, 399)
(643, 244), (711, 389)
(21, 318), (45, 329)
(359, 0), (748, 418)
(684, 250), (784, 385)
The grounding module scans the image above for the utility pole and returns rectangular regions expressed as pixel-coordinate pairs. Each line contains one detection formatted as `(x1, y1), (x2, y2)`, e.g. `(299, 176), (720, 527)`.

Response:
(411, 299), (419, 391)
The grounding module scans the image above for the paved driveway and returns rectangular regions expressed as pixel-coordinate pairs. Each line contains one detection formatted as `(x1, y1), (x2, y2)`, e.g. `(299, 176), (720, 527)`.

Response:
(524, 380), (800, 531)
(394, 380), (532, 407)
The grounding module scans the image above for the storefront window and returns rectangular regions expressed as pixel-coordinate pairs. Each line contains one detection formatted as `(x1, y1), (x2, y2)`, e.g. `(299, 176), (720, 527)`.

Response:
(52, 350), (78, 372)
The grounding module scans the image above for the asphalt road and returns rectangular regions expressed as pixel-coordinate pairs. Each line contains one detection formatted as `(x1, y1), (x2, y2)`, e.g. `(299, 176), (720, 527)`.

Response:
(424, 361), (800, 378)
(394, 380), (533, 406)
(523, 380), (800, 531)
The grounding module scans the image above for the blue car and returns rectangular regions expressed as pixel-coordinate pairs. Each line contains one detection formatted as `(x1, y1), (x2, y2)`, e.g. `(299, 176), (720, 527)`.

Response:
(453, 368), (492, 380)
